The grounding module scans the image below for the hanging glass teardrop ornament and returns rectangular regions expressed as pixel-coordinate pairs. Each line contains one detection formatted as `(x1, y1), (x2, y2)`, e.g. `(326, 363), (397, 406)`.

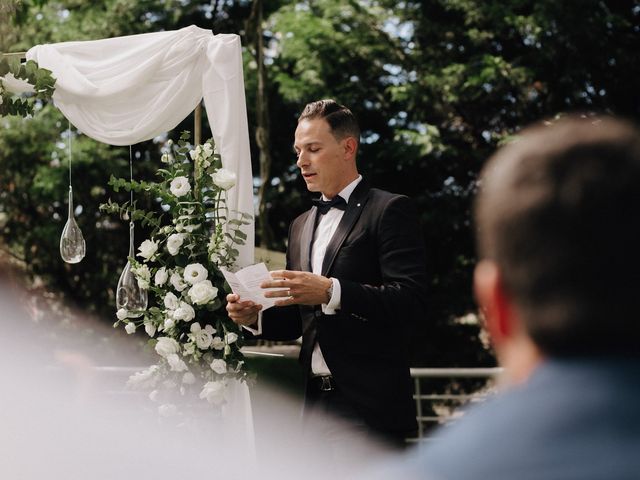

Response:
(116, 222), (148, 317)
(60, 188), (86, 264)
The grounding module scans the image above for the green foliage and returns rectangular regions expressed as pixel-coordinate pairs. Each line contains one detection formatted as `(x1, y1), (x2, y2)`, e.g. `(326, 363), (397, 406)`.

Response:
(0, 57), (56, 117)
(1, 0), (639, 370)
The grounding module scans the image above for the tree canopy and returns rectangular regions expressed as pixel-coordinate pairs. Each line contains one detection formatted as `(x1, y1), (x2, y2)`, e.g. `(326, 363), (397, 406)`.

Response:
(1, 0), (639, 367)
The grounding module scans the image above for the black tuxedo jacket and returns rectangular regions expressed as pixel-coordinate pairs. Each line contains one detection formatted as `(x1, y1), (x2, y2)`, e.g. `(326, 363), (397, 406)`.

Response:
(259, 180), (428, 435)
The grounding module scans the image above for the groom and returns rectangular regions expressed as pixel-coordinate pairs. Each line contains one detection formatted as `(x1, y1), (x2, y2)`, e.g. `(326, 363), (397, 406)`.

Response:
(227, 99), (428, 448)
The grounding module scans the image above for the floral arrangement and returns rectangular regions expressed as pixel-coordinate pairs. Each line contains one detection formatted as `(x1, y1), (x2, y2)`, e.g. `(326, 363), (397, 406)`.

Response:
(0, 56), (56, 117)
(100, 132), (252, 413)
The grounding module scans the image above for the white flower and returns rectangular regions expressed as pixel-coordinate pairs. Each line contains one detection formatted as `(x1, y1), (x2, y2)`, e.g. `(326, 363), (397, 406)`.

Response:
(199, 381), (226, 405)
(155, 337), (180, 358)
(170, 176), (191, 197)
(116, 308), (128, 320)
(226, 332), (238, 344)
(210, 168), (237, 190)
(188, 280), (218, 305)
(190, 322), (216, 349)
(210, 358), (227, 375)
(182, 372), (196, 384)
(167, 233), (185, 256)
(144, 322), (156, 337)
(163, 318), (175, 330)
(154, 267), (168, 286)
(132, 264), (151, 289)
(160, 153), (173, 164)
(184, 263), (208, 285)
(158, 404), (177, 417)
(167, 353), (188, 372)
(127, 365), (159, 388)
(212, 336), (225, 350)
(202, 142), (214, 158)
(173, 301), (195, 322)
(189, 147), (199, 161)
(125, 322), (137, 334)
(170, 271), (187, 292)
(163, 292), (179, 310)
(137, 239), (158, 260)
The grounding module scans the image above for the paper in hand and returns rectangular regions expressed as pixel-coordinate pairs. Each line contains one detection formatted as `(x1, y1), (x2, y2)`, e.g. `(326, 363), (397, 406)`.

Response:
(221, 262), (279, 311)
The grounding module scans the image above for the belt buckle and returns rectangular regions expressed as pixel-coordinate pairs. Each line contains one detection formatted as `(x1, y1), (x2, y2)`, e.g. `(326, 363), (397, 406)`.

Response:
(319, 376), (333, 391)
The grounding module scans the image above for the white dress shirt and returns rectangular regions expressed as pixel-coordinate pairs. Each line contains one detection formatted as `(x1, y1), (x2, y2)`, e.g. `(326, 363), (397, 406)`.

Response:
(245, 176), (363, 376)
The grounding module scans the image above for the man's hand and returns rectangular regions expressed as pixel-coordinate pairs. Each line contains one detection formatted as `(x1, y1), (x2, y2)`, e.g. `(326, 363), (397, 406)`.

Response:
(261, 270), (332, 307)
(225, 294), (262, 327)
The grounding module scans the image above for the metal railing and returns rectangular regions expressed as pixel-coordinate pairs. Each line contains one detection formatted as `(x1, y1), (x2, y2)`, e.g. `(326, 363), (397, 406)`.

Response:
(410, 367), (503, 440)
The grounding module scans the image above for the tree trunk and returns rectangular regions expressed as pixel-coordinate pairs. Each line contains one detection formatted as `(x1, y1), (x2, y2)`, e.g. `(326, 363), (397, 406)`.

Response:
(247, 0), (274, 248)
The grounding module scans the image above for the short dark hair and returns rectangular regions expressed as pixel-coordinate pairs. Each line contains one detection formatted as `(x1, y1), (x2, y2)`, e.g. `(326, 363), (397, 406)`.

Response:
(475, 116), (640, 357)
(298, 99), (360, 144)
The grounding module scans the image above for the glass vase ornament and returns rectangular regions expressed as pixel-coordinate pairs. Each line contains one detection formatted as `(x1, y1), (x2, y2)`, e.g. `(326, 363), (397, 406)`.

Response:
(116, 222), (148, 317)
(59, 185), (86, 263)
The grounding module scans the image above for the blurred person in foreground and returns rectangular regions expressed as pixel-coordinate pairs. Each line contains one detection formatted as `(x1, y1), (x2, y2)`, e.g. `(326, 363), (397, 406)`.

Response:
(366, 116), (640, 480)
(226, 99), (428, 455)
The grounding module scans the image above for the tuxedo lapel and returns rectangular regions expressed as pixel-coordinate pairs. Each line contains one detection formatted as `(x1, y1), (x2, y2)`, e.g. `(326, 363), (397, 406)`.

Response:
(321, 182), (370, 276)
(298, 208), (317, 272)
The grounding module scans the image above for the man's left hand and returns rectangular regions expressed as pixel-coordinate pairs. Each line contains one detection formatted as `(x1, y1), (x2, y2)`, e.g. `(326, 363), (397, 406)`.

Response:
(261, 270), (332, 307)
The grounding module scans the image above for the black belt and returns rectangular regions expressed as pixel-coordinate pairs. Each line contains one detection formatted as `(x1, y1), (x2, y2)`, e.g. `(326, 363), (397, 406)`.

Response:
(310, 375), (337, 392)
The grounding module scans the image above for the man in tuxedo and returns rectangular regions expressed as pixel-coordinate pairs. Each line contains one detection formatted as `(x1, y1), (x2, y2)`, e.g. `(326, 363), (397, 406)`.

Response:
(365, 116), (640, 479)
(226, 99), (428, 449)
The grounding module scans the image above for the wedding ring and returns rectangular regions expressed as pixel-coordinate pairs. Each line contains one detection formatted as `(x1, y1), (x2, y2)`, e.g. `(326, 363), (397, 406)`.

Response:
(286, 289), (291, 297)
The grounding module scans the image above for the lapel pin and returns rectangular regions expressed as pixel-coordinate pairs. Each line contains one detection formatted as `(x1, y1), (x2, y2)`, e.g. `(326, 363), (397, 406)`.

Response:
(357, 203), (361, 207)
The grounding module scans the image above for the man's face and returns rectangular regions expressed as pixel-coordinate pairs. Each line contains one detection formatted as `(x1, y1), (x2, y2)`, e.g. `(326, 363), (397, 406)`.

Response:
(294, 117), (351, 198)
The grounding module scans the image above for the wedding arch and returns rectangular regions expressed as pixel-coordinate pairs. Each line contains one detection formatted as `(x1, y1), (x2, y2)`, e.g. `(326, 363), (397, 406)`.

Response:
(4, 24), (257, 455)
(12, 24), (254, 266)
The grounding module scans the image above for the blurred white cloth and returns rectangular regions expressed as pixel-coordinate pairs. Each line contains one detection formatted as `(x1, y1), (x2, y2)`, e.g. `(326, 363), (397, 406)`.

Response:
(26, 25), (254, 266)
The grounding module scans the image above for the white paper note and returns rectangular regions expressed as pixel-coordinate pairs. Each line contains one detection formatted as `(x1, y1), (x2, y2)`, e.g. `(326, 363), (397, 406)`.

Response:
(221, 263), (279, 310)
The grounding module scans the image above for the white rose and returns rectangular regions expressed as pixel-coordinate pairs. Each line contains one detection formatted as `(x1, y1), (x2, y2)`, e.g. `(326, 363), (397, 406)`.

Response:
(137, 239), (158, 260)
(163, 318), (175, 330)
(144, 322), (156, 337)
(173, 302), (195, 322)
(210, 168), (237, 190)
(190, 322), (216, 349)
(188, 280), (218, 305)
(202, 142), (214, 158)
(154, 267), (168, 286)
(170, 176), (191, 197)
(210, 358), (227, 375)
(225, 332), (238, 344)
(170, 271), (187, 291)
(125, 322), (137, 334)
(184, 263), (208, 285)
(132, 264), (151, 289)
(167, 233), (185, 256)
(127, 365), (159, 388)
(182, 372), (196, 384)
(199, 381), (226, 405)
(116, 308), (128, 320)
(212, 336), (225, 350)
(189, 146), (200, 161)
(158, 404), (177, 417)
(167, 353), (188, 372)
(155, 337), (180, 358)
(163, 292), (179, 310)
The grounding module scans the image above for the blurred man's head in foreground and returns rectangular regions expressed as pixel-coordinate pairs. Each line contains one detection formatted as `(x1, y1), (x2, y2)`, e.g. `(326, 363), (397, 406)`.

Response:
(474, 116), (640, 372)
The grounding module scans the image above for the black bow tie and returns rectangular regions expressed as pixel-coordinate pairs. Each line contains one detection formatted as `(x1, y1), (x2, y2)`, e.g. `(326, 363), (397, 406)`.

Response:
(313, 196), (347, 215)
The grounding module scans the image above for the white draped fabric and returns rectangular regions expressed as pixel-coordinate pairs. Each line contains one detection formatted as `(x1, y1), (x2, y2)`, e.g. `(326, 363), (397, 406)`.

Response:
(24, 26), (255, 446)
(26, 25), (254, 267)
